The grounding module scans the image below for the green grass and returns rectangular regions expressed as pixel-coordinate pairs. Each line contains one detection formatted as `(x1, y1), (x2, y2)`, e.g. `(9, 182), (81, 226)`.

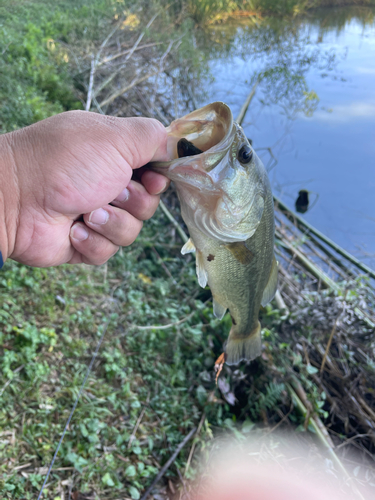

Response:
(0, 0), (119, 132)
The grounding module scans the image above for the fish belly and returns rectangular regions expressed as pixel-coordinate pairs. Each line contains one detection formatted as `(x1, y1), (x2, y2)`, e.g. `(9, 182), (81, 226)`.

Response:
(189, 203), (274, 365)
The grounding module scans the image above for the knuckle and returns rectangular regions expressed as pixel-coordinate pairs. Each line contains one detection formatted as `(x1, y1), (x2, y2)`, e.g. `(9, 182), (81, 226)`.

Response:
(86, 248), (117, 266)
(139, 197), (158, 220)
(122, 221), (143, 246)
(84, 235), (118, 265)
(138, 206), (152, 221)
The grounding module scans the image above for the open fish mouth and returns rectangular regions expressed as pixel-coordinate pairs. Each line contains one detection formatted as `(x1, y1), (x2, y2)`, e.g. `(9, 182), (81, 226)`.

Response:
(149, 102), (236, 177)
(165, 101), (233, 158)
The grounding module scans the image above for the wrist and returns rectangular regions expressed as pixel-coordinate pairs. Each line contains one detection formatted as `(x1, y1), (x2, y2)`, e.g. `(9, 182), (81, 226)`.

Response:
(0, 132), (20, 263)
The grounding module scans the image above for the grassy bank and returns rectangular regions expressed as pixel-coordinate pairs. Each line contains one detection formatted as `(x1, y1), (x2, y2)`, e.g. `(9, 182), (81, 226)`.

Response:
(0, 0), (111, 132)
(0, 206), (287, 499)
(0, 0), (202, 132)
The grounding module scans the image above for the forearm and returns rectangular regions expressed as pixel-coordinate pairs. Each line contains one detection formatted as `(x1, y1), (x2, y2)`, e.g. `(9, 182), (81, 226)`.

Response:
(0, 132), (20, 263)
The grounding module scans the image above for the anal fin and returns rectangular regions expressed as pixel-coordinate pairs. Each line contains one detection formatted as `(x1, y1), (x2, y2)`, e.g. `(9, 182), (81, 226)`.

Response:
(261, 256), (278, 307)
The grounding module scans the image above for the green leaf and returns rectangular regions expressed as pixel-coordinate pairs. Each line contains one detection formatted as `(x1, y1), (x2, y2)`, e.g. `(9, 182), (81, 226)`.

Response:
(306, 364), (318, 375)
(102, 473), (115, 487)
(125, 465), (137, 478)
(80, 423), (88, 437)
(242, 420), (255, 433)
(129, 486), (140, 500)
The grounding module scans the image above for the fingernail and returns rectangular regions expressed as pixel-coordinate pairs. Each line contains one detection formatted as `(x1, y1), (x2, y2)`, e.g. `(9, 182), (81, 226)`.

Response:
(71, 223), (89, 241)
(89, 208), (109, 225)
(114, 187), (130, 203)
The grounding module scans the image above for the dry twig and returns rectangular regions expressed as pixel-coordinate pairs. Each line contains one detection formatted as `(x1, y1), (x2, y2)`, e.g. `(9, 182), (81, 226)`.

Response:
(140, 427), (197, 500)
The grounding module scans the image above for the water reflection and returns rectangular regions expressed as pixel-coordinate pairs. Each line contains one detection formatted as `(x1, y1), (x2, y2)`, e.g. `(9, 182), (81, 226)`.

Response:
(199, 7), (375, 268)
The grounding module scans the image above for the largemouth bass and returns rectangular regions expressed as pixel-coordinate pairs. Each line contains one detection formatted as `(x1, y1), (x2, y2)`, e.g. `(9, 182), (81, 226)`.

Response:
(149, 102), (277, 365)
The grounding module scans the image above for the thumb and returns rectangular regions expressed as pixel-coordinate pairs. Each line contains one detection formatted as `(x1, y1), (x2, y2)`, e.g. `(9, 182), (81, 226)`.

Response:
(108, 115), (169, 168)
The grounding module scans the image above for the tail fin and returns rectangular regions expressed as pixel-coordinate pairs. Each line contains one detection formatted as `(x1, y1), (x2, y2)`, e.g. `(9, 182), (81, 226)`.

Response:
(225, 321), (261, 366)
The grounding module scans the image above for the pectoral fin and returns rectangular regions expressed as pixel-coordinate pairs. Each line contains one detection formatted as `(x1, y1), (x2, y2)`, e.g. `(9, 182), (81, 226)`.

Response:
(181, 238), (196, 255)
(196, 251), (208, 288)
(261, 256), (278, 307)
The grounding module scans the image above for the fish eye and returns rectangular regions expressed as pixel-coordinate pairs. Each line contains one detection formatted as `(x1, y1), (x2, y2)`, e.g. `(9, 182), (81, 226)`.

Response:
(237, 144), (253, 164)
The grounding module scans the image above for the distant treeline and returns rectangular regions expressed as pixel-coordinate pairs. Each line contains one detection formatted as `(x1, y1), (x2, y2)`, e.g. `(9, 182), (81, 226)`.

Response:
(182, 0), (375, 23)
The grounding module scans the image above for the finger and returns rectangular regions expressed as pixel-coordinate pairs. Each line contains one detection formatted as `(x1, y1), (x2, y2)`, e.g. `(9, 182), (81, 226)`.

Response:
(110, 180), (162, 220)
(84, 204), (143, 246)
(139, 170), (170, 195)
(69, 222), (119, 266)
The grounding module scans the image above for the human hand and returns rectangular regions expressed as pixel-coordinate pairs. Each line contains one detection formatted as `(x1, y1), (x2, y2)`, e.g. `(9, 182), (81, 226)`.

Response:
(0, 111), (169, 267)
(193, 437), (356, 500)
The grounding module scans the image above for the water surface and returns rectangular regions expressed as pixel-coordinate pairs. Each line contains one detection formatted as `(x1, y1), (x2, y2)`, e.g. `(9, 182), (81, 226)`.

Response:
(202, 7), (375, 270)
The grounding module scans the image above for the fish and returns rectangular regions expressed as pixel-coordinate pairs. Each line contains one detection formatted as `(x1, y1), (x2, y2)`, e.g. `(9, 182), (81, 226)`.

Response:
(148, 102), (278, 365)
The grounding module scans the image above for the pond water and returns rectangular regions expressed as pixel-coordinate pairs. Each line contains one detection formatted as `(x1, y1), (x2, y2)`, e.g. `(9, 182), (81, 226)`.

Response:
(201, 6), (375, 270)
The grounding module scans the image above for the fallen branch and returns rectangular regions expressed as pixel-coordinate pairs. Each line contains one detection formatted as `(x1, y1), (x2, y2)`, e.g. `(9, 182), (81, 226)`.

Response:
(320, 307), (343, 374)
(274, 195), (375, 280)
(159, 200), (188, 243)
(276, 233), (339, 291)
(149, 38), (179, 112)
(128, 406), (147, 449)
(99, 69), (163, 108)
(184, 412), (206, 476)
(123, 12), (160, 65)
(151, 246), (177, 284)
(274, 290), (288, 312)
(85, 55), (96, 111)
(286, 382), (366, 500)
(236, 79), (260, 125)
(85, 19), (123, 111)
(0, 364), (24, 397)
(98, 41), (163, 67)
(130, 299), (210, 331)
(140, 426), (197, 500)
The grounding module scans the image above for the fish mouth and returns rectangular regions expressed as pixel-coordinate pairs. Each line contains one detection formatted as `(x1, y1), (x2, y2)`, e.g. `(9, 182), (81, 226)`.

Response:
(165, 101), (234, 159)
(148, 102), (235, 176)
